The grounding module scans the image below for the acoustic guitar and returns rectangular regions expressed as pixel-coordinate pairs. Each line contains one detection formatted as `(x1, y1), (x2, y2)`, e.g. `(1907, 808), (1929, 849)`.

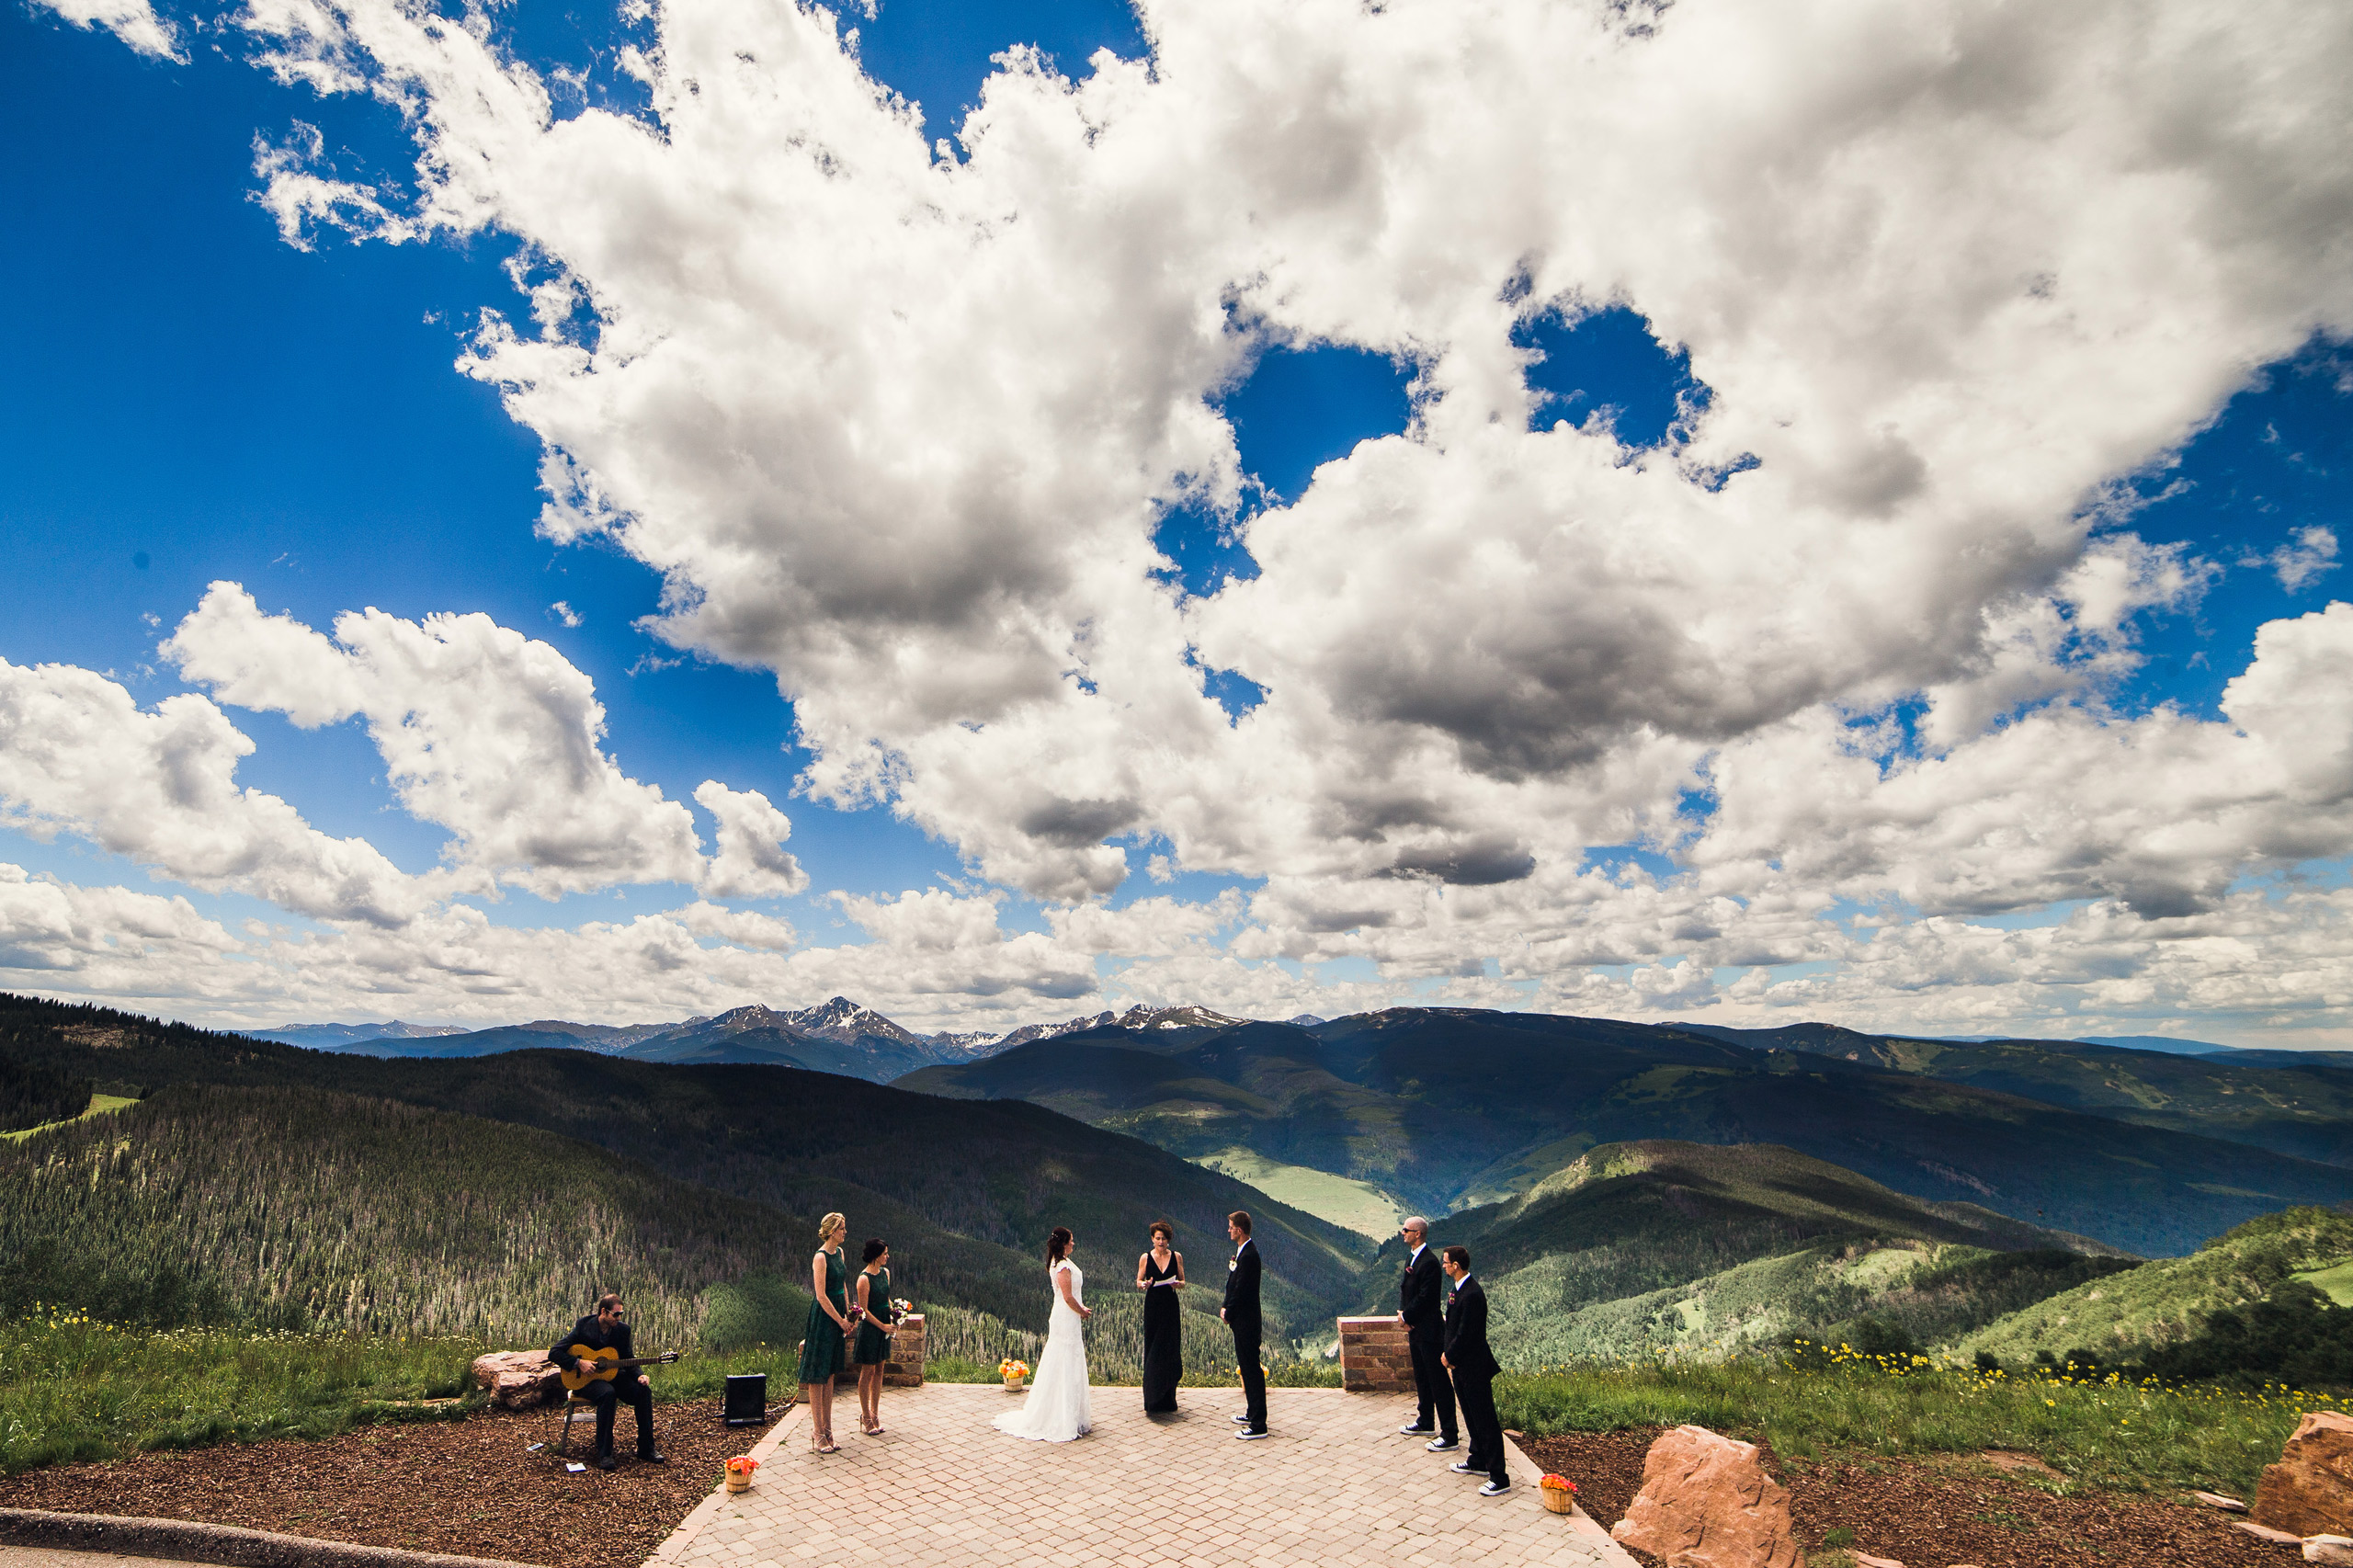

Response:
(560, 1344), (681, 1392)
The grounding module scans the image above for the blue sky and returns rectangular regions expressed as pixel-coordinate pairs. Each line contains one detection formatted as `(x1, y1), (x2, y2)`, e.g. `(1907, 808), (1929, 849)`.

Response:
(3, 0), (2349, 1040)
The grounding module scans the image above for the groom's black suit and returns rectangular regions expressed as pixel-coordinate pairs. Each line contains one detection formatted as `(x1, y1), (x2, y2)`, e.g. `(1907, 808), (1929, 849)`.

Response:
(1401, 1244), (1455, 1441)
(1445, 1273), (1506, 1488)
(1224, 1237), (1267, 1433)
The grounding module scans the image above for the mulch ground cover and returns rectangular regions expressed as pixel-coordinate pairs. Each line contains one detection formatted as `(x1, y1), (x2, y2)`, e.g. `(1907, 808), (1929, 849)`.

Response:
(0, 1398), (784, 1568)
(1522, 1425), (2288, 1568)
(0, 1402), (2301, 1568)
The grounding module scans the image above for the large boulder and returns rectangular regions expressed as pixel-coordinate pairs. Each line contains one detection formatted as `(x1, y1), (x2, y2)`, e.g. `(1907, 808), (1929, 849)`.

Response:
(1609, 1425), (1805, 1568)
(2255, 1410), (2353, 1538)
(472, 1350), (563, 1409)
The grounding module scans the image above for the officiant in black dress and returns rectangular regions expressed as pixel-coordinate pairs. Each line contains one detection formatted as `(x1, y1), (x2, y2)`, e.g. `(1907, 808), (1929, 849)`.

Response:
(1135, 1219), (1186, 1414)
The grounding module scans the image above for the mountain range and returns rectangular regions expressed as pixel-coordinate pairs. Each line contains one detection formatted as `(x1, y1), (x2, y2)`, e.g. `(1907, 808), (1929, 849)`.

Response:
(0, 992), (1366, 1356)
(244, 998), (1255, 1083)
(9, 989), (2353, 1380)
(898, 1008), (2353, 1256)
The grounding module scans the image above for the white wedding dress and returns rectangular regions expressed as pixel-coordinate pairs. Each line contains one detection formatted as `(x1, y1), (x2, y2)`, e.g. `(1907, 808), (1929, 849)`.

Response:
(995, 1259), (1092, 1441)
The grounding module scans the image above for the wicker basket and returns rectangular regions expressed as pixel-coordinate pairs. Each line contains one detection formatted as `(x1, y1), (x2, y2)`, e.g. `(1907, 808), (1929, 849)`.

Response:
(1540, 1484), (1574, 1516)
(1003, 1375), (1026, 1392)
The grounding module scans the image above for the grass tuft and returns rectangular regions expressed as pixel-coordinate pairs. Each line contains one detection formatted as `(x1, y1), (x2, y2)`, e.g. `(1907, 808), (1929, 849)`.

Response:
(1496, 1346), (2345, 1496)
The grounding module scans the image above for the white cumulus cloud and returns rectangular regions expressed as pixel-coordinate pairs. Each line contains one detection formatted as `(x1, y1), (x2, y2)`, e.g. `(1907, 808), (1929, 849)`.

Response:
(164, 583), (707, 898)
(17, 0), (2352, 1040)
(34, 0), (183, 61)
(0, 658), (430, 926)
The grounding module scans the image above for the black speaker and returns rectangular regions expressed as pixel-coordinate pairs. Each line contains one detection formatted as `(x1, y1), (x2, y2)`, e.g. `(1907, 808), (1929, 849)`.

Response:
(723, 1372), (768, 1426)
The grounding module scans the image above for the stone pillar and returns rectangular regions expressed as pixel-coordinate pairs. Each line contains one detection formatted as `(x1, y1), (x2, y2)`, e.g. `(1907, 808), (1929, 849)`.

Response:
(1336, 1315), (1414, 1393)
(888, 1312), (926, 1388)
(835, 1312), (926, 1389)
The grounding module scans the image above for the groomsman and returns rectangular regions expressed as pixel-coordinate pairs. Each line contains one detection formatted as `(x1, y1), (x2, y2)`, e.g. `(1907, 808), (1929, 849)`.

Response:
(1440, 1246), (1507, 1495)
(1222, 1210), (1268, 1438)
(1395, 1217), (1458, 1451)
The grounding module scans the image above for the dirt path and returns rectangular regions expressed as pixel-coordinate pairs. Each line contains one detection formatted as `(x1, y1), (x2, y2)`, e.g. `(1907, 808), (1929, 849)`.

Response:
(1521, 1426), (2283, 1568)
(0, 1400), (779, 1568)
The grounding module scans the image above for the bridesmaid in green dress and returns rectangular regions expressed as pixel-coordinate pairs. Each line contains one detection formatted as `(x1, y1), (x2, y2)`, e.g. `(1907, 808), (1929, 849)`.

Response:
(852, 1239), (897, 1437)
(797, 1212), (851, 1453)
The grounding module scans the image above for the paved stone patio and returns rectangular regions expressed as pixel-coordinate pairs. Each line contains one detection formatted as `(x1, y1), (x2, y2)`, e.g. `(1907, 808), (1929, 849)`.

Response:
(649, 1383), (1634, 1568)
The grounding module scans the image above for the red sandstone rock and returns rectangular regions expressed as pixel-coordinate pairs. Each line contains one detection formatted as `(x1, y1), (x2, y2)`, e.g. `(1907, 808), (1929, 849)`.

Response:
(2255, 1411), (2353, 1538)
(1608, 1425), (1805, 1568)
(470, 1350), (563, 1409)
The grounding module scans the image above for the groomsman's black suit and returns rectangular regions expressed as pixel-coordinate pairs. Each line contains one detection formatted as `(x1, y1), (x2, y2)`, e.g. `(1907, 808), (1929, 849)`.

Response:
(1400, 1244), (1456, 1441)
(1224, 1236), (1267, 1433)
(1443, 1274), (1506, 1488)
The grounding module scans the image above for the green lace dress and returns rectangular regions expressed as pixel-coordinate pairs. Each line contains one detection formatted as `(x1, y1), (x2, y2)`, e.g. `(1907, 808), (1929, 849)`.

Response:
(797, 1246), (847, 1383)
(852, 1267), (893, 1366)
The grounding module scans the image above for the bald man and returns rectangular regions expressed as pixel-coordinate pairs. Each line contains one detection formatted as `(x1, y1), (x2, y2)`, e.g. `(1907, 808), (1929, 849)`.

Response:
(1395, 1216), (1457, 1449)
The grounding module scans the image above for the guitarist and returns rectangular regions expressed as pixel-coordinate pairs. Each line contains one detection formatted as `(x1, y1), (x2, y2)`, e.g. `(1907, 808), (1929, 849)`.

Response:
(552, 1294), (666, 1471)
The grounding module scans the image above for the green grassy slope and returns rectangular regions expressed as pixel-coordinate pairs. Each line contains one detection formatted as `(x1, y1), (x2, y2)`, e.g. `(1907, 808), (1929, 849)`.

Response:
(0, 994), (1370, 1348)
(899, 1024), (1482, 1208)
(905, 1009), (2353, 1256)
(1341, 1140), (2124, 1366)
(1961, 1206), (2353, 1365)
(1699, 1023), (2353, 1167)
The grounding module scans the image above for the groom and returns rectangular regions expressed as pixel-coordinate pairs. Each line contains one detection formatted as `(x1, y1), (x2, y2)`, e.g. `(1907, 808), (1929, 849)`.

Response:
(1222, 1210), (1268, 1438)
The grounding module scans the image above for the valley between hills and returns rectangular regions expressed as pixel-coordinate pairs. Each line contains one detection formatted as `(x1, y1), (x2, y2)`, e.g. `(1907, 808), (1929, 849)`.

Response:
(5, 986), (2353, 1542)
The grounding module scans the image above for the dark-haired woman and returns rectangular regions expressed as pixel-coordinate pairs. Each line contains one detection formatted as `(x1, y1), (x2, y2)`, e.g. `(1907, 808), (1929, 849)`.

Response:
(852, 1239), (896, 1437)
(994, 1226), (1092, 1442)
(1135, 1219), (1185, 1415)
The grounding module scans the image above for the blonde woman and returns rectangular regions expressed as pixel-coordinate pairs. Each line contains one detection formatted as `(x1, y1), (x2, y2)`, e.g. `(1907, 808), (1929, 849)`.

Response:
(796, 1212), (852, 1453)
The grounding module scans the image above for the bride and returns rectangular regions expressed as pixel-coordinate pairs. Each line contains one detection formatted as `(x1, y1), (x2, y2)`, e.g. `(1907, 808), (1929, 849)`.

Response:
(995, 1226), (1092, 1441)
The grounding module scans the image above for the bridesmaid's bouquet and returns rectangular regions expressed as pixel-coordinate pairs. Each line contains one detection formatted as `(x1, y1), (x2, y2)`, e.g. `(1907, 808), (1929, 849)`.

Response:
(892, 1298), (914, 1315)
(844, 1302), (866, 1326)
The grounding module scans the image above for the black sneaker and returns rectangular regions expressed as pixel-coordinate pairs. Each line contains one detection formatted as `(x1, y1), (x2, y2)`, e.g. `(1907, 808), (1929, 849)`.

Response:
(1235, 1428), (1269, 1440)
(1400, 1423), (1436, 1437)
(1427, 1437), (1460, 1452)
(1479, 1481), (1510, 1497)
(1450, 1460), (1480, 1474)
(1233, 1414), (1254, 1424)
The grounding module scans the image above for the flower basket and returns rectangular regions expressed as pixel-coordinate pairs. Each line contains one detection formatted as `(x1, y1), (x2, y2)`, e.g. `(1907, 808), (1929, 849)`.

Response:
(998, 1357), (1030, 1391)
(1539, 1475), (1576, 1516)
(723, 1456), (759, 1494)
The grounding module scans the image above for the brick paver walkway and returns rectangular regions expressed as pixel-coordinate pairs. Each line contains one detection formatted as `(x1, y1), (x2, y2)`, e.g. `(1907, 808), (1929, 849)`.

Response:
(648, 1384), (1633, 1568)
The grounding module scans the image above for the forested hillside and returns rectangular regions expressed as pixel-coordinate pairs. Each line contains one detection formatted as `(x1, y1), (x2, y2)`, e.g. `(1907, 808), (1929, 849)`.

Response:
(0, 994), (1369, 1347)
(1354, 1141), (2136, 1365)
(0, 1084), (802, 1347)
(1687, 1022), (2353, 1167)
(1961, 1206), (2353, 1368)
(904, 1009), (2353, 1256)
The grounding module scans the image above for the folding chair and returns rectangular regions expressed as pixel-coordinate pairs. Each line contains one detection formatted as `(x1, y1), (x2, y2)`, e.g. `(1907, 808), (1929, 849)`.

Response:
(551, 1390), (594, 1457)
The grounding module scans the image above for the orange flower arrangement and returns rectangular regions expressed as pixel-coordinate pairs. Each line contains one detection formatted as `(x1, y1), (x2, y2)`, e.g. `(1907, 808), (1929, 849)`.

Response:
(726, 1457), (759, 1476)
(1540, 1474), (1575, 1492)
(998, 1358), (1031, 1381)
